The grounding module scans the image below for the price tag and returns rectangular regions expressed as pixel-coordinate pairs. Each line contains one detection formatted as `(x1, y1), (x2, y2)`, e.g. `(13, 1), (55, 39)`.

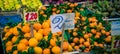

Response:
(111, 21), (120, 36)
(24, 12), (38, 22)
(64, 13), (75, 30)
(50, 13), (75, 33)
(50, 14), (66, 33)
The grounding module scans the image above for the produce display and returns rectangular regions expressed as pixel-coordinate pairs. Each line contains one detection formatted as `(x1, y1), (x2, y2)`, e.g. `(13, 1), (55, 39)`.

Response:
(2, 2), (112, 54)
(87, 0), (120, 18)
(0, 0), (42, 11)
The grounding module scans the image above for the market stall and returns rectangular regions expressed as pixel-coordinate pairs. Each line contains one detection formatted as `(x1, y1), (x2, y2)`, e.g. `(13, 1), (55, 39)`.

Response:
(0, 0), (120, 54)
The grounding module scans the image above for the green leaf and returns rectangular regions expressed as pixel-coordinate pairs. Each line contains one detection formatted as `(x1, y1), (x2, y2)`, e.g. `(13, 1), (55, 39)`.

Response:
(48, 32), (52, 42)
(28, 47), (34, 54)
(64, 31), (68, 41)
(22, 51), (27, 54)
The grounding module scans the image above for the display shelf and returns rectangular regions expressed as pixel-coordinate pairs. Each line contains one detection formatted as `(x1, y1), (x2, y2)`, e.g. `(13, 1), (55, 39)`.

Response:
(103, 18), (120, 21)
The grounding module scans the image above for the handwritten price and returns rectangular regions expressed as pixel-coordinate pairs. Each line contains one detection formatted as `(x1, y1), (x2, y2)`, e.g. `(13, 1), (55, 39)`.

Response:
(52, 16), (63, 29)
(25, 12), (38, 21)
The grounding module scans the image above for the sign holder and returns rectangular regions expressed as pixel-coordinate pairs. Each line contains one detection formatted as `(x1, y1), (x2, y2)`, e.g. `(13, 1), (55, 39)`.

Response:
(60, 23), (65, 54)
(23, 10), (39, 38)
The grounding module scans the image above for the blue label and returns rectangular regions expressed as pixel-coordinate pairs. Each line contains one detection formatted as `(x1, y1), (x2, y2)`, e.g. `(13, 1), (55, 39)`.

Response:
(52, 16), (63, 29)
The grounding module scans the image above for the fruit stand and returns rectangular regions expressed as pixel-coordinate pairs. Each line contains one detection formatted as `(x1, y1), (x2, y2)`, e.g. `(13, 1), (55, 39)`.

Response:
(0, 0), (120, 54)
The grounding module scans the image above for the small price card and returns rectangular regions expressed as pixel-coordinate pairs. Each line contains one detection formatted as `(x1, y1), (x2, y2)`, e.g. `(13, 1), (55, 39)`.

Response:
(24, 12), (38, 22)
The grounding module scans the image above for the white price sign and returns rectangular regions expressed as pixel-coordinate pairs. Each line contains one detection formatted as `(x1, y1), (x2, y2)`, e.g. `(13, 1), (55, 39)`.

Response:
(24, 12), (38, 22)
(50, 13), (75, 33)
(111, 21), (120, 36)
(64, 13), (75, 30)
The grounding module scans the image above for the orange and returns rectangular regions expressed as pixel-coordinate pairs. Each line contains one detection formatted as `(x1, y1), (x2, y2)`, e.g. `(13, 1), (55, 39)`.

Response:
(52, 7), (57, 11)
(73, 32), (78, 36)
(67, 9), (72, 13)
(12, 36), (18, 43)
(73, 28), (78, 32)
(98, 43), (104, 48)
(101, 30), (106, 34)
(24, 33), (31, 38)
(52, 33), (58, 37)
(13, 27), (19, 36)
(17, 43), (27, 51)
(69, 3), (74, 7)
(4, 26), (9, 32)
(84, 34), (89, 39)
(88, 33), (92, 37)
(70, 43), (75, 47)
(95, 35), (100, 38)
(81, 17), (86, 21)
(43, 28), (51, 36)
(42, 21), (50, 29)
(94, 42), (98, 46)
(56, 10), (60, 14)
(105, 36), (111, 42)
(41, 6), (47, 10)
(80, 8), (84, 11)
(13, 50), (18, 54)
(79, 44), (83, 48)
(84, 41), (90, 47)
(57, 31), (62, 36)
(20, 39), (29, 46)
(50, 38), (57, 46)
(5, 32), (12, 37)
(62, 41), (69, 50)
(52, 46), (60, 54)
(33, 22), (42, 30)
(74, 46), (79, 50)
(68, 45), (73, 52)
(22, 25), (30, 33)
(91, 29), (97, 34)
(2, 37), (7, 40)
(9, 28), (13, 33)
(34, 47), (42, 54)
(73, 37), (79, 43)
(74, 3), (78, 6)
(44, 36), (48, 41)
(75, 17), (80, 20)
(52, 12), (56, 15)
(29, 38), (38, 47)
(6, 41), (13, 46)
(34, 32), (43, 41)
(105, 32), (110, 36)
(93, 22), (97, 26)
(43, 48), (50, 54)
(6, 45), (12, 52)
(88, 18), (92, 22)
(91, 17), (97, 22)
(86, 38), (91, 42)
(90, 23), (95, 27)
(43, 14), (47, 18)
(79, 38), (85, 44)
(74, 19), (77, 24)
(84, 48), (90, 53)
(96, 32), (101, 36)
(40, 10), (44, 15)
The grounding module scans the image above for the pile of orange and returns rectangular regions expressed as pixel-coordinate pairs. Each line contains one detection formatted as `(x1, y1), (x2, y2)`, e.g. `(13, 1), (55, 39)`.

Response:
(2, 2), (111, 54)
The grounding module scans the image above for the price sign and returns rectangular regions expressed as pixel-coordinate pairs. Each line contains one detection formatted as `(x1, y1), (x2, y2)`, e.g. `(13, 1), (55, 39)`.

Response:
(24, 12), (38, 22)
(111, 21), (120, 36)
(50, 14), (66, 33)
(50, 13), (75, 33)
(64, 13), (75, 30)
